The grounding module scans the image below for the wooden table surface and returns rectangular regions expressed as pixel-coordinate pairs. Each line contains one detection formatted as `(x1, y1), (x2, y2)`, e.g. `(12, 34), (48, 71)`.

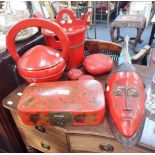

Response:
(2, 64), (155, 151)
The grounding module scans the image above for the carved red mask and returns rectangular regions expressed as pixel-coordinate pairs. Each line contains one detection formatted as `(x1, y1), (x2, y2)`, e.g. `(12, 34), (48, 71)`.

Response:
(106, 64), (146, 138)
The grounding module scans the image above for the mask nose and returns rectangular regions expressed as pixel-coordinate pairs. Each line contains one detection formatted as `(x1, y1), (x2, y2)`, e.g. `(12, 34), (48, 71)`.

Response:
(123, 95), (132, 111)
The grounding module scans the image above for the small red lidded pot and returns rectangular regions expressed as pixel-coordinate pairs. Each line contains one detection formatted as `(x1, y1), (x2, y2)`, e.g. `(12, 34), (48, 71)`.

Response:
(67, 69), (84, 80)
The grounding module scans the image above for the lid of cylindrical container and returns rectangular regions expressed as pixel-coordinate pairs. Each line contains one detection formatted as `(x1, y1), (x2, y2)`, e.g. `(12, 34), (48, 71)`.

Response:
(18, 45), (64, 71)
(42, 24), (85, 36)
(18, 80), (105, 113)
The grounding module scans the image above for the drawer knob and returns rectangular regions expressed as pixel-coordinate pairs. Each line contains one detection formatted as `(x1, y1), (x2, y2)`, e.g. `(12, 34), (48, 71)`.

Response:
(41, 142), (50, 150)
(99, 144), (114, 152)
(35, 125), (46, 133)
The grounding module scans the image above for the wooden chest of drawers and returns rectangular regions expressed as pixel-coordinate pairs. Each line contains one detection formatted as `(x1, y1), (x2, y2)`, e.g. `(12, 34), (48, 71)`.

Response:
(9, 110), (154, 153)
(11, 111), (68, 153)
(10, 110), (154, 153)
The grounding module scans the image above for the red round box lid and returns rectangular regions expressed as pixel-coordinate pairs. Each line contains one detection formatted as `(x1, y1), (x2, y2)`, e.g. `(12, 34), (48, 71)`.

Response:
(18, 45), (64, 71)
(42, 25), (85, 37)
(83, 54), (114, 75)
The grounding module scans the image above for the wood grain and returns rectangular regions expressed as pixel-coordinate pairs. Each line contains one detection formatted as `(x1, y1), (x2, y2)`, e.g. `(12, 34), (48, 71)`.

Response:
(22, 130), (68, 153)
(69, 133), (152, 153)
(85, 39), (122, 54)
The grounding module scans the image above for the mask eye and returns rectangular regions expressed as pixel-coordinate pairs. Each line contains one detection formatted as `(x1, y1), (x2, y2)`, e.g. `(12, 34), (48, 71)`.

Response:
(128, 88), (138, 97)
(113, 88), (123, 96)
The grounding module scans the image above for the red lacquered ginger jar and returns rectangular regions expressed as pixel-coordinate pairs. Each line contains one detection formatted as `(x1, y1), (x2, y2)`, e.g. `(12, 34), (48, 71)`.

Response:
(83, 54), (114, 75)
(6, 18), (70, 83)
(17, 80), (105, 126)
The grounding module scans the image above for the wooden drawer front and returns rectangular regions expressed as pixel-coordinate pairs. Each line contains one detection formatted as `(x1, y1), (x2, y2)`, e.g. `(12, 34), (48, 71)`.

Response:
(22, 130), (68, 153)
(69, 134), (150, 153)
(11, 112), (67, 146)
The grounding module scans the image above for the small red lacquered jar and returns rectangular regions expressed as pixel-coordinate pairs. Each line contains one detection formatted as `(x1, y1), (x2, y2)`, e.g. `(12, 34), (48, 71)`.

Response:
(67, 69), (84, 80)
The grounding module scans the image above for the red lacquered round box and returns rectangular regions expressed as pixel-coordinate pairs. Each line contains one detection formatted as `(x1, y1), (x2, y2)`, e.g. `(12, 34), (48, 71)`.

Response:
(83, 54), (114, 75)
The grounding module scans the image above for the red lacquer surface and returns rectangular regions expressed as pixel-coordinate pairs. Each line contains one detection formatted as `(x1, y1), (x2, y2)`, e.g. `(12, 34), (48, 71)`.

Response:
(106, 71), (146, 137)
(67, 69), (84, 80)
(83, 54), (114, 75)
(79, 75), (95, 80)
(6, 18), (70, 83)
(18, 80), (105, 126)
(41, 8), (90, 69)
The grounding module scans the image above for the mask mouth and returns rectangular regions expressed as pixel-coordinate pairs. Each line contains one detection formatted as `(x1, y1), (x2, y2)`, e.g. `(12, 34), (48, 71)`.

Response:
(121, 114), (134, 120)
(122, 117), (133, 121)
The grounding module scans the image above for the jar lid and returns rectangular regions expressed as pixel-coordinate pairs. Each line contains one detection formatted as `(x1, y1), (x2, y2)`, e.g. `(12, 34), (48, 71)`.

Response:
(18, 45), (64, 71)
(42, 25), (85, 36)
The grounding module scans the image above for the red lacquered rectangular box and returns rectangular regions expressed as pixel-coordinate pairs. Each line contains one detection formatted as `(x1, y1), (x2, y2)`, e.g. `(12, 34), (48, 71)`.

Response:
(17, 80), (105, 126)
